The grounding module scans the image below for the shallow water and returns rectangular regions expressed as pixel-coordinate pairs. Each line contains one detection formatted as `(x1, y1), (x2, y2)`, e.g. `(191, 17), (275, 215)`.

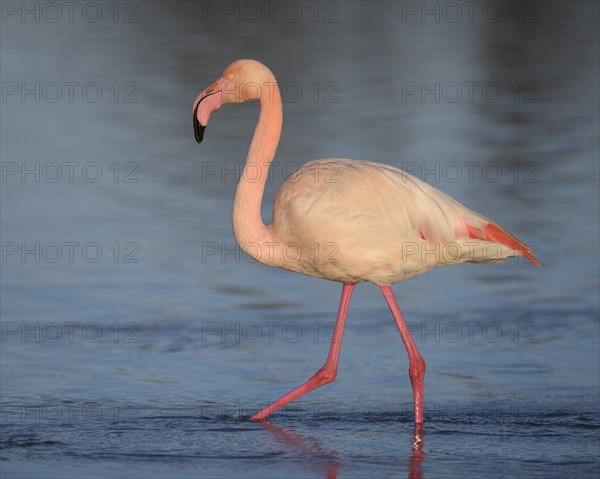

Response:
(1, 1), (599, 478)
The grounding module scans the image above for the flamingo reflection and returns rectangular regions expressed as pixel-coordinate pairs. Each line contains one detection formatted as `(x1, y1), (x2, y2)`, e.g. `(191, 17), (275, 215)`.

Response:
(255, 419), (425, 479)
(409, 424), (425, 479)
(257, 420), (342, 479)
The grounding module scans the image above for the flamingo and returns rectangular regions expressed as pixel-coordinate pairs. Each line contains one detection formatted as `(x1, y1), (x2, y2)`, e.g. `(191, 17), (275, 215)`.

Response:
(193, 59), (539, 424)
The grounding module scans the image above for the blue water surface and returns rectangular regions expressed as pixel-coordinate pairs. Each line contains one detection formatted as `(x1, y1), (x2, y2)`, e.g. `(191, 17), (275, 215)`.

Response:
(1, 2), (599, 478)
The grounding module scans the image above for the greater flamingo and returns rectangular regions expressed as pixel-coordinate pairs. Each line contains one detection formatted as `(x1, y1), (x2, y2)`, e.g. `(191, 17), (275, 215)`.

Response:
(193, 59), (539, 424)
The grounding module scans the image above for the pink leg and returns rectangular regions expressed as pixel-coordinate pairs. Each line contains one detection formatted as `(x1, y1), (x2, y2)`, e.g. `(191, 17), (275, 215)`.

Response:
(380, 286), (426, 424)
(250, 283), (356, 421)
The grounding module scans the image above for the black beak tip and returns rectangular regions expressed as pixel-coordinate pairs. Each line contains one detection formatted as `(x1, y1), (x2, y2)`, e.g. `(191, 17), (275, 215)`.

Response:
(194, 117), (206, 144)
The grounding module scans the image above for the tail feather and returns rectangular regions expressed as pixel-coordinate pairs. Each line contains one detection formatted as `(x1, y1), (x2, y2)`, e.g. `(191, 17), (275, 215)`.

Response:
(466, 223), (540, 267)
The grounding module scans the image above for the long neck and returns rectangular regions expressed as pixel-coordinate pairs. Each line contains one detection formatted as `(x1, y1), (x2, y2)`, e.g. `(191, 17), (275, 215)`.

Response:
(232, 84), (282, 250)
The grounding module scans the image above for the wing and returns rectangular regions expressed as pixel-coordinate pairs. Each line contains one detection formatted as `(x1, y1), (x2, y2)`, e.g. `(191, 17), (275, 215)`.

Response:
(271, 159), (538, 284)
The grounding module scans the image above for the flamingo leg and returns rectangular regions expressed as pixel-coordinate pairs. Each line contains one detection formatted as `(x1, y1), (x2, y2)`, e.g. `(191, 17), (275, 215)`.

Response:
(380, 286), (426, 424)
(250, 283), (356, 421)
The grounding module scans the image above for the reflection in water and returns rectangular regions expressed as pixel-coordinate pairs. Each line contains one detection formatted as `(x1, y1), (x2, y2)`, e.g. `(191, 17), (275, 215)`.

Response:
(257, 420), (426, 479)
(409, 424), (425, 479)
(257, 420), (342, 479)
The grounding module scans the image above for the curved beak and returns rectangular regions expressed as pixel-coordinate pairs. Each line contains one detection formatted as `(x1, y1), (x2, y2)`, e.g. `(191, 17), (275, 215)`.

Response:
(193, 82), (224, 144)
(193, 101), (206, 143)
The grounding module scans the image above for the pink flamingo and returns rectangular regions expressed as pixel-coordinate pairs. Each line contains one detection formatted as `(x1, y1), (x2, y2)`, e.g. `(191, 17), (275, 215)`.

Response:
(193, 59), (539, 424)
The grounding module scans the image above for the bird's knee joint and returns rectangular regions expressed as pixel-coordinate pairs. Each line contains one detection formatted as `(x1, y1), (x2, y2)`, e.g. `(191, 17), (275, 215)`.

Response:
(316, 367), (337, 385)
(409, 361), (426, 381)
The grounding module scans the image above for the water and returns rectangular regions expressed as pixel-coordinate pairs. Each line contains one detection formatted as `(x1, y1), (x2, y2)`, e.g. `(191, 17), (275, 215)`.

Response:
(1, 1), (599, 478)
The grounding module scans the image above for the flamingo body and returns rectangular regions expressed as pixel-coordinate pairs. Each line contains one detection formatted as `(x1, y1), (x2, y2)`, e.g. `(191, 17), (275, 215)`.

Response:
(192, 59), (539, 423)
(269, 158), (535, 285)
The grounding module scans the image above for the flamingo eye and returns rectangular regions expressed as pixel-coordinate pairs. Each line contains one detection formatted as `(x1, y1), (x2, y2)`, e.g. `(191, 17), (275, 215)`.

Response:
(227, 73), (234, 80)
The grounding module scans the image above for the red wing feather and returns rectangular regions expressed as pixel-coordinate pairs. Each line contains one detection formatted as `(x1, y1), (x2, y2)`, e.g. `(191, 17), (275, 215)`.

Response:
(466, 223), (540, 267)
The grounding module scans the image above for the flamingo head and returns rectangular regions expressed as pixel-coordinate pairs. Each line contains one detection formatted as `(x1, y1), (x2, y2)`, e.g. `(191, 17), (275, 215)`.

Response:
(193, 59), (276, 143)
